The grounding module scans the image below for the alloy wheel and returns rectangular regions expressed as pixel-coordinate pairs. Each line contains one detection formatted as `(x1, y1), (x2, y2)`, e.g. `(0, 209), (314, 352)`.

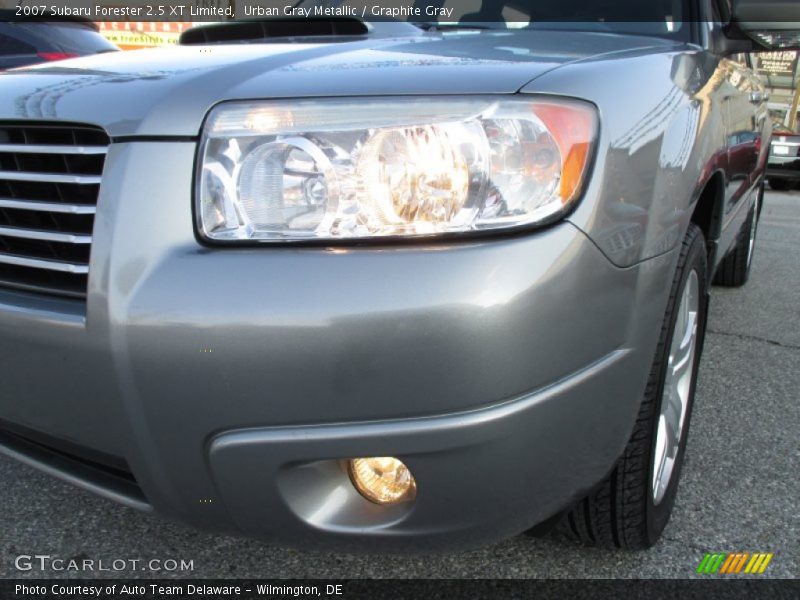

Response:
(652, 269), (699, 505)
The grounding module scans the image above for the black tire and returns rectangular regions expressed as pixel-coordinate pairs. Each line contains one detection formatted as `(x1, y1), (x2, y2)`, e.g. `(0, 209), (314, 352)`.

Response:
(713, 189), (760, 287)
(556, 223), (708, 549)
(768, 178), (790, 191)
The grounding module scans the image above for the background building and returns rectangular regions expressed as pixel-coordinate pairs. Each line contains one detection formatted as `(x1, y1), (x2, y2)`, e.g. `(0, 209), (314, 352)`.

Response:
(753, 50), (800, 130)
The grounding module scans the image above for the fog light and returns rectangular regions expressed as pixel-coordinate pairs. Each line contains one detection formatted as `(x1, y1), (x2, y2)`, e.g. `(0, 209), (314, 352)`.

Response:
(348, 457), (417, 505)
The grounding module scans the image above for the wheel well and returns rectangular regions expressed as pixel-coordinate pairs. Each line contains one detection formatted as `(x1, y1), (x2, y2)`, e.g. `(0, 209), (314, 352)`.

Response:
(690, 173), (723, 255)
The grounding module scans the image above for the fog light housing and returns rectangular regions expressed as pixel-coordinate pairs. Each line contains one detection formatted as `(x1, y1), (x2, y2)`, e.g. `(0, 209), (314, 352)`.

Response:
(348, 457), (417, 505)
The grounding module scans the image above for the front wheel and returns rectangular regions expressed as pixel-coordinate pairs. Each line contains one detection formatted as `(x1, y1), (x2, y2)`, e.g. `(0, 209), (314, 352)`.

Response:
(557, 223), (708, 549)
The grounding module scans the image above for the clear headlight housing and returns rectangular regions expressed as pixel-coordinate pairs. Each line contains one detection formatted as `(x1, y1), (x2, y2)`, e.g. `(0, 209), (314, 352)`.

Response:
(196, 97), (597, 243)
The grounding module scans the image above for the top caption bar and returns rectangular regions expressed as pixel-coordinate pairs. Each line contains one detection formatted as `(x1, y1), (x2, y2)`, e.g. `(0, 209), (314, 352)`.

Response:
(3, 0), (800, 23)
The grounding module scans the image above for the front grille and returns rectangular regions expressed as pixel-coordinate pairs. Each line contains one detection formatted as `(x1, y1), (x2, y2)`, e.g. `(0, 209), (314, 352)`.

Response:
(0, 122), (108, 300)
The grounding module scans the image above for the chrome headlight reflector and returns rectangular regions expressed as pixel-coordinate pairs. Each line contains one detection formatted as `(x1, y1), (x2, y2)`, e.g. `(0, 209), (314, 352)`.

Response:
(197, 97), (597, 242)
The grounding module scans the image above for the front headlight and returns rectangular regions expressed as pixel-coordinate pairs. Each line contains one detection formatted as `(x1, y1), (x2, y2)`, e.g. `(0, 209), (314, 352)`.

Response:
(196, 97), (597, 243)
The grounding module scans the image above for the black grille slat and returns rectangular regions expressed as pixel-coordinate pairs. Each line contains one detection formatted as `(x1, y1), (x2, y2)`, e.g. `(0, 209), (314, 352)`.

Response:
(0, 179), (100, 205)
(0, 263), (88, 298)
(0, 152), (105, 176)
(0, 122), (107, 300)
(0, 235), (91, 263)
(0, 207), (94, 234)
(0, 124), (108, 147)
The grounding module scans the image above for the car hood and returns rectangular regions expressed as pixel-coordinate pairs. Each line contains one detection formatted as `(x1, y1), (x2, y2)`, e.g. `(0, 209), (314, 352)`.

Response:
(0, 30), (676, 137)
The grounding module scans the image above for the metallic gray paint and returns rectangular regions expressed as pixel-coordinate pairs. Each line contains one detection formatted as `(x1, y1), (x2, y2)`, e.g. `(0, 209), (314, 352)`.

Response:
(0, 31), (671, 136)
(527, 50), (769, 267)
(210, 348), (636, 551)
(0, 23), (768, 549)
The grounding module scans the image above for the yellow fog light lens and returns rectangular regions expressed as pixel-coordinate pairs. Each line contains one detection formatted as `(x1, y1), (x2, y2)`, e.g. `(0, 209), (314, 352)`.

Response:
(348, 457), (417, 505)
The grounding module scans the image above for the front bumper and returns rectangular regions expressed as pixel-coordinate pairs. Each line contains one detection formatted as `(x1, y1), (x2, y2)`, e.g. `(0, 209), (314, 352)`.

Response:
(0, 142), (677, 551)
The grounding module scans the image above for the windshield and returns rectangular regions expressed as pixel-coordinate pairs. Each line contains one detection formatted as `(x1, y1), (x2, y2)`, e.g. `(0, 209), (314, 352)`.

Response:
(296, 0), (690, 40)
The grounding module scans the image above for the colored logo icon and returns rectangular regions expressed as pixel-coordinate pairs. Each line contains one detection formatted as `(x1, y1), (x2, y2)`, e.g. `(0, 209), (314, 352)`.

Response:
(697, 552), (774, 574)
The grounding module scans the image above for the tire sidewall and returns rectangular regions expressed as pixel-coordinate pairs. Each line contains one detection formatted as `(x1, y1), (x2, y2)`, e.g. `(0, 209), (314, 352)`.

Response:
(645, 227), (708, 544)
(768, 179), (789, 191)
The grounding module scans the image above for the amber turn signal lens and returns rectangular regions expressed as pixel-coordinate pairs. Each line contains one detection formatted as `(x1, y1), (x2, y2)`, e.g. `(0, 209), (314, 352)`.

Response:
(348, 457), (417, 505)
(532, 103), (597, 204)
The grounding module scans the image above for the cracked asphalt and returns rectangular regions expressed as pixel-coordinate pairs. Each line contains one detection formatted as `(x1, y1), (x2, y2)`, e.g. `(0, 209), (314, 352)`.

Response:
(0, 191), (797, 580)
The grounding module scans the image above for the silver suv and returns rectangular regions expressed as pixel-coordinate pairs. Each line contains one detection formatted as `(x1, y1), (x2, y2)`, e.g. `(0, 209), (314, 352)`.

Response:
(0, 1), (795, 551)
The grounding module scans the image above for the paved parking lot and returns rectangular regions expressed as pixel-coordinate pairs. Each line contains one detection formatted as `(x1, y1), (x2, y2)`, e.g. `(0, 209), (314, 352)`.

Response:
(1, 190), (797, 580)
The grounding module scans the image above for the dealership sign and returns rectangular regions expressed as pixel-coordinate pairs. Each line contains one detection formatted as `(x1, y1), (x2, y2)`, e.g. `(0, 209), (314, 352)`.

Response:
(754, 51), (799, 78)
(97, 21), (195, 49)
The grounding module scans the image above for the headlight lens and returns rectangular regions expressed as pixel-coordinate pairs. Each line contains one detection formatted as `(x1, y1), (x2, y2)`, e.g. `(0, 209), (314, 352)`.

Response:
(197, 97), (597, 242)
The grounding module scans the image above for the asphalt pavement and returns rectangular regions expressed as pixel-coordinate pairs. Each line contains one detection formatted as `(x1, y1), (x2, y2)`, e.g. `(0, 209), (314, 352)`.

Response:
(1, 190), (798, 579)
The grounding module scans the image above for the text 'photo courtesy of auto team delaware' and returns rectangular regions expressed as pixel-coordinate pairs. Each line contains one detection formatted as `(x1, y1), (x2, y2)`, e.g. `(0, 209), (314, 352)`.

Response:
(0, 1), (799, 592)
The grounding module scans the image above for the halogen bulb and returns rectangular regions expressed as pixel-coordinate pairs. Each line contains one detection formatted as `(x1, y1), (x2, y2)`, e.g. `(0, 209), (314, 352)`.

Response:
(359, 125), (470, 227)
(349, 457), (417, 505)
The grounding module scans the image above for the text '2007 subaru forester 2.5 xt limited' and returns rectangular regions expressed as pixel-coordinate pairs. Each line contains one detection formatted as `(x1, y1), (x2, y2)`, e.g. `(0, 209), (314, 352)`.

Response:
(0, 1), (796, 552)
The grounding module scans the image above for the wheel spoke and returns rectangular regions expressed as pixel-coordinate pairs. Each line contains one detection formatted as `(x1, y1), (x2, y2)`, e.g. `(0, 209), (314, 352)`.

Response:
(663, 412), (680, 459)
(652, 269), (700, 505)
(671, 313), (697, 380)
(653, 417), (669, 497)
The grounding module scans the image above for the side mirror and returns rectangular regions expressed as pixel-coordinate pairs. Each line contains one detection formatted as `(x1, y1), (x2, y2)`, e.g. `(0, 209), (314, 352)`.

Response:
(729, 0), (800, 50)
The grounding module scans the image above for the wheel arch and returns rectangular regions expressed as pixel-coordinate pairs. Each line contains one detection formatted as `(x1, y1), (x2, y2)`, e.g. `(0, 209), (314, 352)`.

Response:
(689, 170), (725, 275)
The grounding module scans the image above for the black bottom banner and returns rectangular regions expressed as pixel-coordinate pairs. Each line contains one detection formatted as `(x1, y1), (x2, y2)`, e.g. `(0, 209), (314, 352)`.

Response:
(3, 579), (799, 600)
